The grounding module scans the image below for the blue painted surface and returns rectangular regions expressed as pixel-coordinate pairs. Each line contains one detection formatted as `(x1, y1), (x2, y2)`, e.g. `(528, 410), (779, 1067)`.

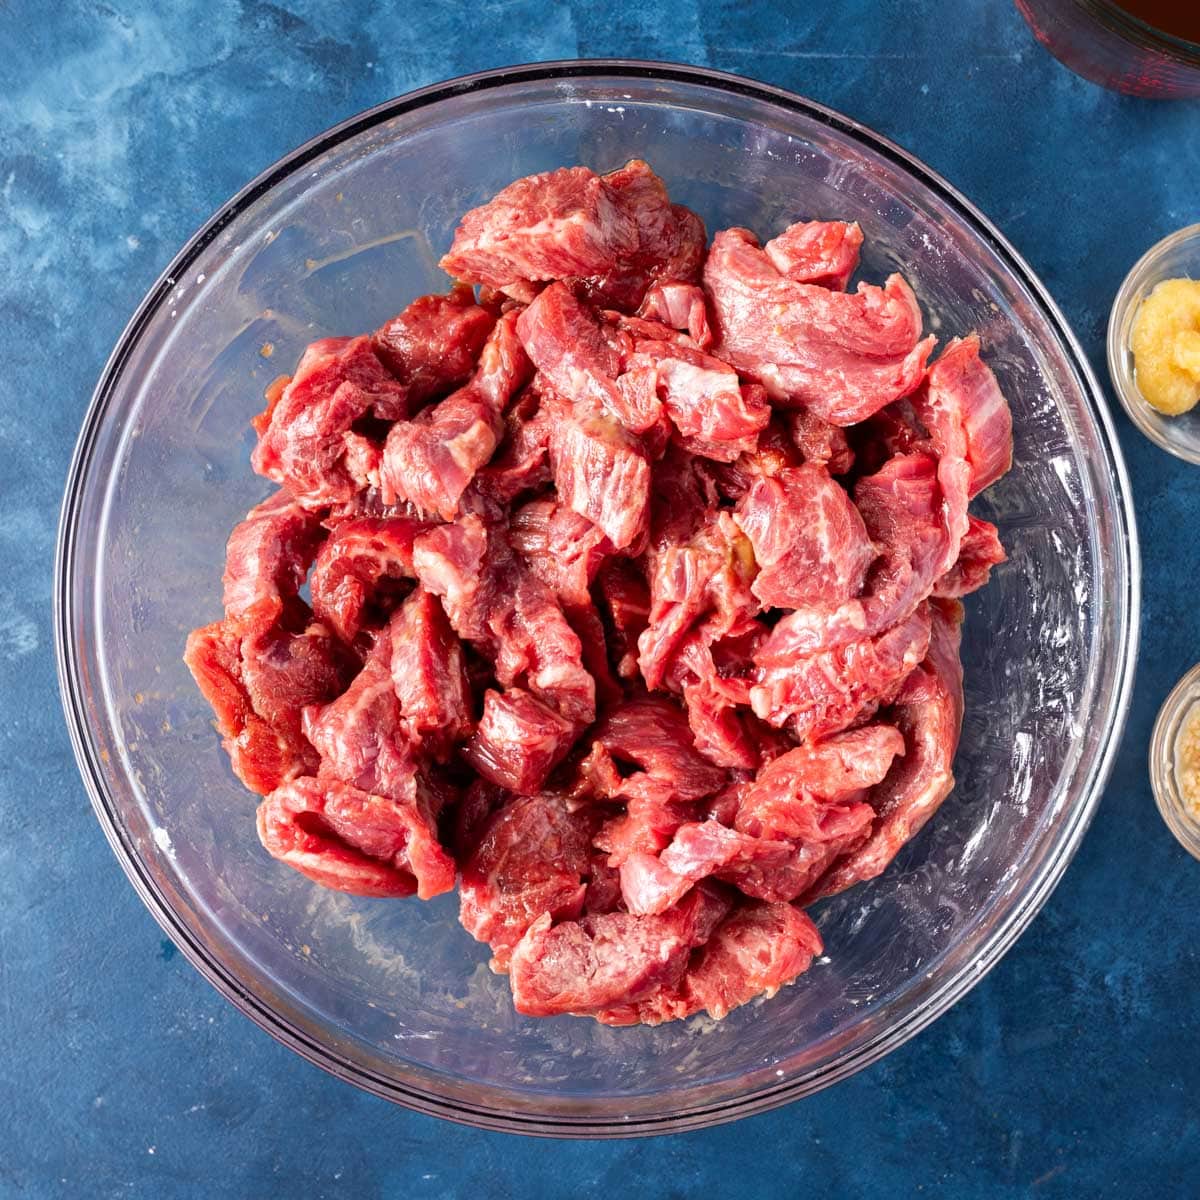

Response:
(1, 1), (1198, 1196)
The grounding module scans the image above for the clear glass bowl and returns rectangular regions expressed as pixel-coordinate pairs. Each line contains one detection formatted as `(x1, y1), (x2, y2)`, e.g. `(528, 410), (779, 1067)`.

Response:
(1108, 224), (1200, 464)
(55, 62), (1140, 1136)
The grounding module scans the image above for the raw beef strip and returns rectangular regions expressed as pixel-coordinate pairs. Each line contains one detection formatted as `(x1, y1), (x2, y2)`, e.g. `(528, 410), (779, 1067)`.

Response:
(595, 560), (651, 681)
(309, 516), (433, 642)
(508, 883), (730, 1017)
(469, 385), (553, 504)
(252, 336), (410, 506)
(733, 725), (905, 842)
(371, 284), (496, 412)
(410, 517), (489, 640)
(911, 335), (1013, 500)
(458, 792), (595, 970)
(734, 464), (875, 609)
(413, 516), (596, 726)
(620, 820), (809, 915)
(389, 588), (473, 759)
(751, 602), (932, 741)
(256, 774), (454, 900)
(548, 410), (651, 551)
(441, 160), (703, 308)
(221, 491), (324, 633)
(681, 675), (763, 770)
(759, 453), (951, 658)
(638, 281), (713, 347)
(788, 408), (855, 475)
(582, 694), (727, 803)
(461, 688), (577, 793)
(381, 311), (532, 519)
(517, 283), (658, 432)
(301, 622), (414, 801)
(763, 219), (863, 290)
(667, 901), (822, 1020)
(451, 779), (511, 860)
(638, 511), (758, 691)
(808, 600), (965, 900)
(598, 900), (823, 1025)
(625, 337), (770, 461)
(703, 228), (935, 425)
(934, 515), (1006, 598)
(703, 417), (804, 502)
(185, 620), (316, 795)
(508, 497), (613, 607)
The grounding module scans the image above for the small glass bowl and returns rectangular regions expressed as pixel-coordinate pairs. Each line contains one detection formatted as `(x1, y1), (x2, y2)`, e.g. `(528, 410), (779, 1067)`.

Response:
(1150, 663), (1200, 861)
(1107, 224), (1200, 464)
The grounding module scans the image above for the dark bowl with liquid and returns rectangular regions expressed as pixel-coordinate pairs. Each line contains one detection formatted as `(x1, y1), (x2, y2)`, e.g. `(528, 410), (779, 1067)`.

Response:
(1016, 0), (1200, 96)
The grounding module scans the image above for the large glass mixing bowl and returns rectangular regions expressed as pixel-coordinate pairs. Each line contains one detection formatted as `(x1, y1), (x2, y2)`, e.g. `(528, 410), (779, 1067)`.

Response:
(55, 62), (1139, 1136)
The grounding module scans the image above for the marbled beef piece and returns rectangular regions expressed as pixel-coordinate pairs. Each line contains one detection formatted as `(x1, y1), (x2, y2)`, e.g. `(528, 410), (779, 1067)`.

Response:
(458, 792), (595, 970)
(256, 773), (454, 900)
(734, 463), (875, 611)
(252, 336), (409, 507)
(221, 491), (324, 633)
(806, 600), (965, 901)
(704, 228), (934, 425)
(381, 310), (532, 520)
(371, 284), (496, 413)
(309, 516), (433, 643)
(763, 219), (863, 291)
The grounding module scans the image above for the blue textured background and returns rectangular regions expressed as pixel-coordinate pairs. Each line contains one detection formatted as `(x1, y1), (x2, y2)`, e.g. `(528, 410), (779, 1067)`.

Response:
(2, 2), (1198, 1196)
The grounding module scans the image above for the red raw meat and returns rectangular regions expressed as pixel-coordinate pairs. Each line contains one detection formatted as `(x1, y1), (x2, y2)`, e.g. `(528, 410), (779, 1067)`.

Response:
(469, 385), (553, 505)
(459, 792), (595, 969)
(598, 900), (822, 1025)
(638, 281), (713, 347)
(256, 774), (454, 900)
(583, 694), (727, 804)
(734, 464), (875, 610)
(704, 228), (934, 425)
(508, 497), (612, 608)
(372, 284), (496, 412)
(752, 601), (932, 741)
(638, 511), (758, 691)
(508, 882), (730, 1017)
(911, 335), (1013, 500)
(763, 219), (863, 290)
(186, 620), (313, 795)
(389, 588), (473, 759)
(621, 820), (807, 915)
(222, 492), (324, 633)
(808, 600), (965, 900)
(787, 408), (855, 475)
(188, 162), (1016, 1028)
(442, 160), (703, 309)
(935, 515), (1006, 598)
(626, 337), (770, 461)
(309, 516), (432, 642)
(381, 311), (532, 519)
(414, 517), (596, 725)
(595, 559), (651, 680)
(734, 725), (905, 841)
(252, 336), (410, 506)
(461, 688), (577, 793)
(301, 623), (414, 801)
(548, 410), (651, 551)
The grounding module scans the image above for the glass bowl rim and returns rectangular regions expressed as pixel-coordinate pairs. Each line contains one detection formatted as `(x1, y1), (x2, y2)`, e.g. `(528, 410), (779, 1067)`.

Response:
(1106, 223), (1200, 465)
(53, 58), (1141, 1137)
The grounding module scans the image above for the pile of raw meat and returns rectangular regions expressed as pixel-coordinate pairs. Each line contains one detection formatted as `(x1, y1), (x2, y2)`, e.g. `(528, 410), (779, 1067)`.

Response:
(185, 160), (1012, 1026)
